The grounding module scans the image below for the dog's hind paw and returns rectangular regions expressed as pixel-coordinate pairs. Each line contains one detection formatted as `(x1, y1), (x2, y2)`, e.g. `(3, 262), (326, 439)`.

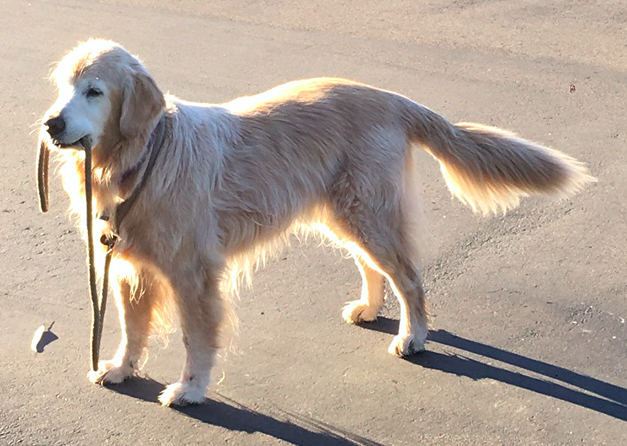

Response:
(87, 360), (134, 385)
(342, 300), (379, 324)
(388, 333), (426, 357)
(158, 381), (206, 407)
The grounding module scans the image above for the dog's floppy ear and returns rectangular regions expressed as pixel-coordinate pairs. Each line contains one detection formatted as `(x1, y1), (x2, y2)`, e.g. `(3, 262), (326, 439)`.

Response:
(119, 68), (165, 139)
(37, 130), (51, 213)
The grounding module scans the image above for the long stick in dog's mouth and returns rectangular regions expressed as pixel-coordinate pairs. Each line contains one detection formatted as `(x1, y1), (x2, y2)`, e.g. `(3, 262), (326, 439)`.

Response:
(36, 135), (107, 372)
(37, 135), (50, 213)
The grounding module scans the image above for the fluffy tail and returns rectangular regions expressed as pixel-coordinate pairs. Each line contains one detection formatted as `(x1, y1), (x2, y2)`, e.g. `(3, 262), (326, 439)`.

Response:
(405, 104), (596, 215)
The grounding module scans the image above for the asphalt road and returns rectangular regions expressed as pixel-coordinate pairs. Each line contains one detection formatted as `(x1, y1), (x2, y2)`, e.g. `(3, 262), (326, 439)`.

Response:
(1, 1), (626, 445)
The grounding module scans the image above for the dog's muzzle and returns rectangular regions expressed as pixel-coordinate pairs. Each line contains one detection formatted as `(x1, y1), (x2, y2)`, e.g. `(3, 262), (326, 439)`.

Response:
(44, 115), (85, 148)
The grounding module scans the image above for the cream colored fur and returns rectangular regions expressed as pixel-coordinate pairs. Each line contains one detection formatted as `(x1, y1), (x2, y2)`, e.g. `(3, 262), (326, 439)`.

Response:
(39, 39), (595, 406)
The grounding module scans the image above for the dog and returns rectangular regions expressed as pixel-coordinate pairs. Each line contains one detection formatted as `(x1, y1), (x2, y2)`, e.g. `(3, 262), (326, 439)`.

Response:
(38, 39), (594, 406)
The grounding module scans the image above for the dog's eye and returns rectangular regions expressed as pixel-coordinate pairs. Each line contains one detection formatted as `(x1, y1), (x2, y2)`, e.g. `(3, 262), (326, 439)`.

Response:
(86, 88), (103, 98)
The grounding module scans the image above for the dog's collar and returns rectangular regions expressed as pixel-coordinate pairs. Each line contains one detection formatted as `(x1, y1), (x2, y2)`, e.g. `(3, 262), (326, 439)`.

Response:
(112, 114), (167, 234)
(120, 119), (163, 184)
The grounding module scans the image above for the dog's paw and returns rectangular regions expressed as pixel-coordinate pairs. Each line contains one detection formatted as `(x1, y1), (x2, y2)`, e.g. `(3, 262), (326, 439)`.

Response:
(87, 360), (134, 385)
(158, 381), (206, 407)
(387, 333), (426, 357)
(342, 301), (378, 324)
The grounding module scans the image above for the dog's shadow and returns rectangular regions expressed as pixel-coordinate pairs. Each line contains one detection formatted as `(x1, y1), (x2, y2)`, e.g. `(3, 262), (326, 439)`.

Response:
(363, 317), (627, 422)
(112, 379), (383, 446)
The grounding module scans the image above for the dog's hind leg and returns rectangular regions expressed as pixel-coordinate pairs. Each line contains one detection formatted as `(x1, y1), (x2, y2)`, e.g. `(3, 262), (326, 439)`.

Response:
(353, 229), (427, 357)
(342, 258), (385, 324)
(350, 235), (427, 357)
(88, 272), (155, 385)
(380, 254), (428, 357)
(330, 169), (428, 356)
(158, 260), (229, 406)
(334, 219), (428, 356)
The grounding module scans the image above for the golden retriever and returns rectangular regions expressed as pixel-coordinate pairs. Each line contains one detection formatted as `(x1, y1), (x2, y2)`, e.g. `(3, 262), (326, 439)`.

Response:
(38, 39), (594, 406)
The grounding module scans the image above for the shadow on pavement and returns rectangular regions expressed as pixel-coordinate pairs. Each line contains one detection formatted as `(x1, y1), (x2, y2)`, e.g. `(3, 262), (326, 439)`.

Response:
(112, 378), (383, 446)
(34, 329), (58, 353)
(362, 317), (627, 422)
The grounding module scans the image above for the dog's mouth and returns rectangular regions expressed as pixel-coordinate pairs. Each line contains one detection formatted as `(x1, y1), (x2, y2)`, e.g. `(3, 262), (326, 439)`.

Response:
(53, 136), (87, 149)
(48, 129), (91, 149)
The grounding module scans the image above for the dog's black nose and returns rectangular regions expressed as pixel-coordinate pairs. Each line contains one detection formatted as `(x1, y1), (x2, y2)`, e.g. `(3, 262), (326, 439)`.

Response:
(45, 116), (66, 138)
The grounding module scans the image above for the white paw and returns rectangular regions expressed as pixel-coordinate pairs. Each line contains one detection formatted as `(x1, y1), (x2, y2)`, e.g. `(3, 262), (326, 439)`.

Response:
(387, 333), (426, 357)
(342, 300), (379, 324)
(158, 381), (206, 407)
(87, 360), (134, 385)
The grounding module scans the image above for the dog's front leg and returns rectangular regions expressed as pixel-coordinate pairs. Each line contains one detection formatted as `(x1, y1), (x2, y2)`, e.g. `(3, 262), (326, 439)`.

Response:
(158, 263), (227, 406)
(88, 273), (155, 385)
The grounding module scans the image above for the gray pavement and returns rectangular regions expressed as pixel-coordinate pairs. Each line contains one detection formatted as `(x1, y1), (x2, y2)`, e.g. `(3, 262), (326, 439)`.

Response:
(1, 1), (626, 445)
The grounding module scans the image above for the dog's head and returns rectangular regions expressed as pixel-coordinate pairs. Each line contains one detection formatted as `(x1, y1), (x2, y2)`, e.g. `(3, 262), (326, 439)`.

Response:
(42, 39), (165, 149)
(37, 39), (165, 212)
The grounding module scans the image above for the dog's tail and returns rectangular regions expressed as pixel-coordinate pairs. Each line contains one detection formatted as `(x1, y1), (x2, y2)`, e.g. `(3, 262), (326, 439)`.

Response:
(404, 103), (596, 215)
